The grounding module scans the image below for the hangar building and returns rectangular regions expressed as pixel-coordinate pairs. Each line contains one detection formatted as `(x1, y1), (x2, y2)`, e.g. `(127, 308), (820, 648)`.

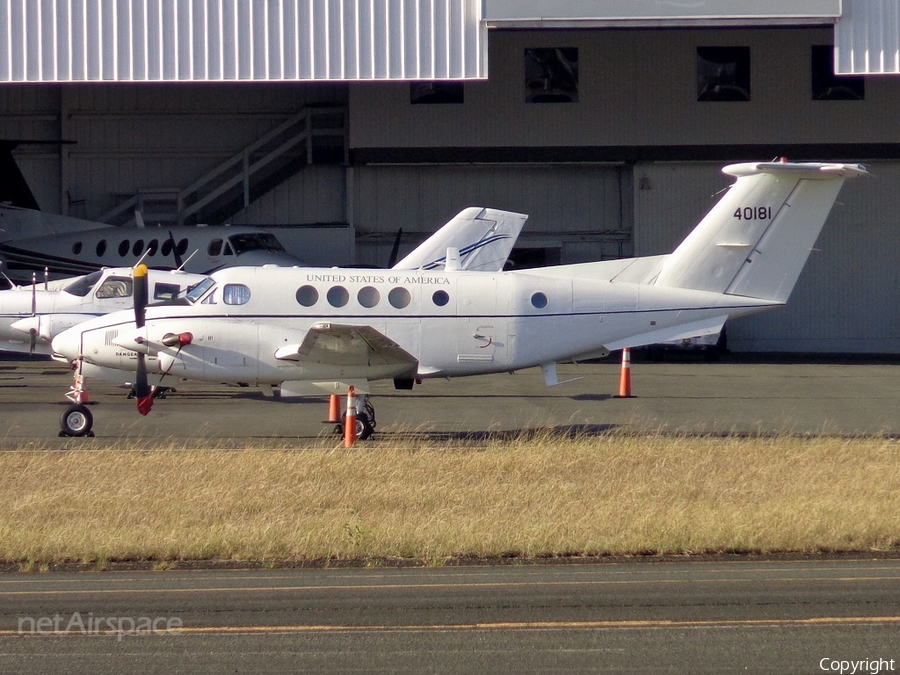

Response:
(0, 0), (898, 353)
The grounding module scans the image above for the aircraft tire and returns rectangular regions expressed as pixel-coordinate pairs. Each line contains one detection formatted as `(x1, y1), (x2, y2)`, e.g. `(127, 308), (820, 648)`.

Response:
(341, 411), (374, 440)
(357, 412), (374, 441)
(60, 404), (94, 437)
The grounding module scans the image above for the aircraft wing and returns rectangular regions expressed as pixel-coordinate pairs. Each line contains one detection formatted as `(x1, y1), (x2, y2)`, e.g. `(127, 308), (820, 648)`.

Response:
(274, 322), (418, 373)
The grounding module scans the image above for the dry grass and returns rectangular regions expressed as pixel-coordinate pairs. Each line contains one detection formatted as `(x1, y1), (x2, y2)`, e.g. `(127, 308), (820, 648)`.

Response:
(2, 431), (900, 564)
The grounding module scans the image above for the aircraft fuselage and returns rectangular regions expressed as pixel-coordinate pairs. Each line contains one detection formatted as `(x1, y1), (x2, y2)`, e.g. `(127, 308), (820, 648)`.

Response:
(61, 265), (776, 385)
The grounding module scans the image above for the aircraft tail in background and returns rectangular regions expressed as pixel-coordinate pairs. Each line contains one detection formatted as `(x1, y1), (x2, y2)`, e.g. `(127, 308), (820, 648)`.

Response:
(654, 161), (867, 303)
(392, 207), (528, 272)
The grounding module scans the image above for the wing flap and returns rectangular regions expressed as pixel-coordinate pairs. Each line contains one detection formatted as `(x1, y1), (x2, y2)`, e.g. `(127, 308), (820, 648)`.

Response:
(274, 322), (418, 374)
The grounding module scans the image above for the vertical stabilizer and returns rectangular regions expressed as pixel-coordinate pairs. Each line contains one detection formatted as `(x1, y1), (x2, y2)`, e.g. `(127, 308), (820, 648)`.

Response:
(0, 142), (40, 210)
(654, 161), (866, 302)
(392, 207), (527, 272)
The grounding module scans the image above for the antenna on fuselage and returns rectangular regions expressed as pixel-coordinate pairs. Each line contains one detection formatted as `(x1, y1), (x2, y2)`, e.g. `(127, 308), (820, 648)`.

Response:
(175, 249), (199, 272)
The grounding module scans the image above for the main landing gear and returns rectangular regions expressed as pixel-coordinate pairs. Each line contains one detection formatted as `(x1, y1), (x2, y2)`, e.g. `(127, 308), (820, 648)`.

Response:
(340, 399), (376, 441)
(327, 391), (376, 441)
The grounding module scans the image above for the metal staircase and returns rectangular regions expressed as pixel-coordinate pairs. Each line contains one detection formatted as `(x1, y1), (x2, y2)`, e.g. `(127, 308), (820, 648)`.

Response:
(100, 106), (347, 227)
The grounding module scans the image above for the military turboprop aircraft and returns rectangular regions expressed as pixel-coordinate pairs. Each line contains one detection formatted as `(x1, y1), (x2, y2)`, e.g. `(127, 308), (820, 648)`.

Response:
(50, 161), (866, 438)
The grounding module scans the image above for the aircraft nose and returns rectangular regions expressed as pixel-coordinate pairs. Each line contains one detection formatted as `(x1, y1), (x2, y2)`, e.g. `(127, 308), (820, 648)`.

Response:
(51, 326), (81, 363)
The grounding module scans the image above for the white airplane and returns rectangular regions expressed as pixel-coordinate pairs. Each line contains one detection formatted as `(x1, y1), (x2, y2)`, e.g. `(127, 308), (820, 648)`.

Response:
(0, 207), (527, 358)
(0, 221), (308, 281)
(0, 142), (306, 280)
(0, 267), (208, 356)
(50, 161), (866, 438)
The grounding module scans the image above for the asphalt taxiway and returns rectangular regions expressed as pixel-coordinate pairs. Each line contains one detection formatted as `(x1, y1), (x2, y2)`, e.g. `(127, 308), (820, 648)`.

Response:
(1, 356), (900, 445)
(2, 560), (900, 674)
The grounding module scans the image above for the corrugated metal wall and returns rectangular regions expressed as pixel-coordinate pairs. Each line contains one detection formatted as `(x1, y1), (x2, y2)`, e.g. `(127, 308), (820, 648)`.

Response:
(55, 83), (346, 220)
(350, 164), (629, 266)
(835, 0), (900, 74)
(0, 0), (485, 82)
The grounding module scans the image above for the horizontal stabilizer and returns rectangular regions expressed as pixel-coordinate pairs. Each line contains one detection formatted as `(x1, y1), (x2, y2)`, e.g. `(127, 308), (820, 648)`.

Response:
(604, 315), (728, 351)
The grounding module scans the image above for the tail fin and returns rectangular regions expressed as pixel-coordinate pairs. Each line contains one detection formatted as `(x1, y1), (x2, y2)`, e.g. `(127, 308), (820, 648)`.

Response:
(0, 142), (40, 210)
(392, 207), (527, 272)
(654, 161), (867, 302)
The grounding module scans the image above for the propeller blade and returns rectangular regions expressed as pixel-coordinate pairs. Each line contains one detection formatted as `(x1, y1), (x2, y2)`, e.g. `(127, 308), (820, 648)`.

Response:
(135, 353), (153, 415)
(387, 228), (403, 268)
(134, 263), (148, 329)
(132, 263), (153, 415)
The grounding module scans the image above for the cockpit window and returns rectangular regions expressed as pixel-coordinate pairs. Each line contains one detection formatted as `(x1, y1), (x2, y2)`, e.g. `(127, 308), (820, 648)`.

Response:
(228, 232), (287, 255)
(186, 277), (216, 303)
(63, 270), (104, 297)
(95, 276), (133, 299)
(153, 282), (182, 301)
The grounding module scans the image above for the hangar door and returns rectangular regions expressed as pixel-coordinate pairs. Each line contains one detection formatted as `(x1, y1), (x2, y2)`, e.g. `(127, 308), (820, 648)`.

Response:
(351, 164), (632, 267)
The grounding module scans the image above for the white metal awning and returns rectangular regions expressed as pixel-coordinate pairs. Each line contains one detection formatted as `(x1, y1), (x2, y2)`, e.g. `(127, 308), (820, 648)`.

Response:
(485, 0), (842, 28)
(0, 0), (487, 83)
(835, 0), (900, 74)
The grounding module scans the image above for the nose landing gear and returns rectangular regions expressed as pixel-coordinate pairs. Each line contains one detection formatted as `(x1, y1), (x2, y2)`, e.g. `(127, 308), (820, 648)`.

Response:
(60, 403), (94, 437)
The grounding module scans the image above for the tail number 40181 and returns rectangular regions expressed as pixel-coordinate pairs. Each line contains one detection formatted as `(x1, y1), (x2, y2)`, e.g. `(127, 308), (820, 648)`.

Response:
(734, 206), (772, 220)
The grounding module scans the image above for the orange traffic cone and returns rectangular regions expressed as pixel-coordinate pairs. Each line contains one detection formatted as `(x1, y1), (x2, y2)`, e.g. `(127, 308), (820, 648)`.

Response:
(344, 386), (357, 447)
(614, 348), (636, 398)
(324, 394), (341, 424)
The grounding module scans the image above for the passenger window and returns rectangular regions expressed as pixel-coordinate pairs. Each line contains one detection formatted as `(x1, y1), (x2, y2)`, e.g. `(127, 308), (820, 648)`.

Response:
(147, 239), (159, 256)
(432, 290), (450, 307)
(208, 239), (223, 256)
(132, 239), (145, 256)
(358, 286), (380, 308)
(118, 240), (130, 257)
(531, 292), (548, 309)
(96, 239), (107, 256)
(296, 285), (319, 307)
(223, 284), (251, 305)
(72, 241), (83, 255)
(389, 287), (411, 309)
(95, 277), (133, 299)
(161, 239), (173, 256)
(327, 286), (349, 308)
(176, 238), (189, 256)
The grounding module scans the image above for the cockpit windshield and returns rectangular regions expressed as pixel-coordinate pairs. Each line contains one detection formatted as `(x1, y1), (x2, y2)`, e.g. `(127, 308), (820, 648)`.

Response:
(185, 277), (216, 304)
(62, 270), (104, 297)
(227, 232), (286, 255)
